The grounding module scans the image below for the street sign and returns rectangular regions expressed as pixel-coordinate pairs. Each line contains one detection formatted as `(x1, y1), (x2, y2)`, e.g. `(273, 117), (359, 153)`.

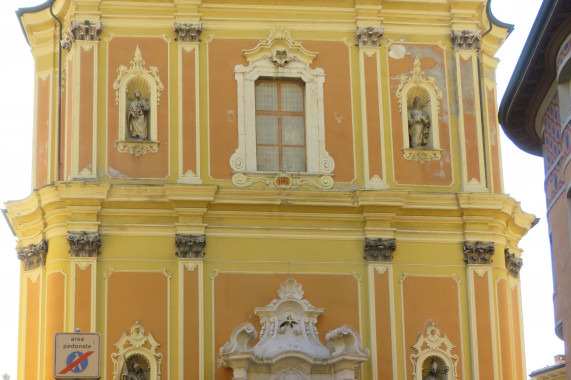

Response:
(54, 332), (101, 379)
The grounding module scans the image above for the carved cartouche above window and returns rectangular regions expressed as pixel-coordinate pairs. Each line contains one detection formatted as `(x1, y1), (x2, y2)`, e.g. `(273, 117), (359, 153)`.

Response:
(61, 20), (102, 51)
(463, 241), (494, 264)
(505, 249), (523, 278)
(67, 231), (101, 258)
(451, 30), (482, 51)
(175, 234), (206, 259)
(17, 240), (48, 271)
(364, 237), (396, 262)
(173, 22), (203, 42)
(356, 26), (384, 47)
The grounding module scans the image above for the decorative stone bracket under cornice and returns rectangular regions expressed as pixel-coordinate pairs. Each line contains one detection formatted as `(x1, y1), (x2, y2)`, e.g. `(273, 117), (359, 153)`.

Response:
(451, 30), (482, 51)
(505, 249), (523, 278)
(175, 234), (206, 259)
(61, 20), (102, 51)
(364, 237), (396, 262)
(174, 22), (202, 42)
(463, 241), (494, 264)
(68, 231), (101, 258)
(16, 240), (48, 271)
(356, 26), (384, 47)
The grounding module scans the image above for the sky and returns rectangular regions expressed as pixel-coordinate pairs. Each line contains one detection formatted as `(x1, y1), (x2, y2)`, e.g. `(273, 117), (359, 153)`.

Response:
(0, 0), (563, 379)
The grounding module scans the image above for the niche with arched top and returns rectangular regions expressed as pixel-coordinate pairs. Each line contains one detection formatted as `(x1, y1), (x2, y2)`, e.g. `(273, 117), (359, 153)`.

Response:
(420, 355), (450, 380)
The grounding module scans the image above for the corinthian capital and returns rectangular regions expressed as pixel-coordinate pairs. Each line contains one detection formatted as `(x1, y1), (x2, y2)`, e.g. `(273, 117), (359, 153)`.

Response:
(364, 238), (396, 262)
(61, 20), (103, 51)
(451, 30), (481, 51)
(17, 240), (48, 271)
(356, 26), (384, 47)
(174, 22), (203, 42)
(505, 249), (523, 278)
(463, 241), (494, 264)
(67, 231), (101, 258)
(175, 234), (206, 258)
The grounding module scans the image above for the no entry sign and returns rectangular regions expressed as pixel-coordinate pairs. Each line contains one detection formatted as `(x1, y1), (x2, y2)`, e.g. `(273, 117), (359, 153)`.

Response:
(54, 332), (101, 379)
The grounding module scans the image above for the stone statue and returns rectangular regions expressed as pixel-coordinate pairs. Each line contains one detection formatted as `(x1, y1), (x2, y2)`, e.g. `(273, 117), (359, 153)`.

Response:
(128, 89), (150, 140)
(124, 361), (145, 380)
(408, 96), (431, 148)
(2, 373), (10, 380)
(423, 359), (439, 380)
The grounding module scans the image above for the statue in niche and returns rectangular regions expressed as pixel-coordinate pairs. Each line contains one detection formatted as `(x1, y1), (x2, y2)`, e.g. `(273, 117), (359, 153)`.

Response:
(423, 358), (448, 380)
(128, 89), (150, 140)
(122, 355), (148, 380)
(408, 96), (431, 148)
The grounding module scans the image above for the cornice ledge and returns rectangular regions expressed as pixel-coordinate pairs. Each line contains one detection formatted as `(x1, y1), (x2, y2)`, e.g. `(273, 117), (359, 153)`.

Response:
(4, 191), (42, 220)
(55, 182), (111, 200)
(457, 192), (509, 209)
(164, 184), (218, 202)
(212, 188), (356, 207)
(356, 190), (408, 207)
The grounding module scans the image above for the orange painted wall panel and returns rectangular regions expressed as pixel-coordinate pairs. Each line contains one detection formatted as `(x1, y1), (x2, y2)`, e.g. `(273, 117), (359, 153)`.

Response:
(511, 286), (523, 379)
(107, 272), (169, 380)
(402, 276), (462, 377)
(183, 267), (200, 380)
(388, 45), (453, 186)
(74, 263), (92, 331)
(36, 76), (51, 188)
(459, 57), (480, 183)
(44, 272), (66, 379)
(496, 278), (513, 380)
(487, 87), (502, 193)
(214, 273), (359, 379)
(65, 59), (73, 180)
(182, 48), (197, 176)
(374, 270), (393, 378)
(79, 47), (95, 173)
(473, 271), (494, 379)
(24, 276), (40, 380)
(107, 37), (169, 178)
(364, 53), (383, 179)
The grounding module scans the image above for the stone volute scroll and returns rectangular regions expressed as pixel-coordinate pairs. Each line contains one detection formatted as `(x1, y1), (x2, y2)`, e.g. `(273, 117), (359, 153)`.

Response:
(463, 241), (494, 265)
(113, 46), (164, 157)
(174, 234), (206, 259)
(396, 57), (443, 163)
(16, 240), (48, 271)
(60, 20), (103, 51)
(364, 237), (396, 262)
(218, 278), (369, 380)
(505, 249), (523, 278)
(68, 231), (101, 258)
(410, 322), (458, 380)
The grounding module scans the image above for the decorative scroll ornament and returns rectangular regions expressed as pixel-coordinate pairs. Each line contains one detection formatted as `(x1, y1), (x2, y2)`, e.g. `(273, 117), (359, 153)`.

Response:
(16, 240), (48, 271)
(410, 322), (458, 380)
(232, 172), (334, 190)
(356, 26), (384, 47)
(463, 241), (494, 265)
(364, 238), (396, 262)
(115, 141), (159, 157)
(175, 234), (206, 259)
(219, 279), (369, 380)
(505, 249), (523, 278)
(67, 231), (101, 258)
(173, 22), (203, 42)
(396, 57), (443, 114)
(111, 321), (163, 380)
(61, 20), (102, 50)
(402, 148), (442, 163)
(451, 30), (482, 51)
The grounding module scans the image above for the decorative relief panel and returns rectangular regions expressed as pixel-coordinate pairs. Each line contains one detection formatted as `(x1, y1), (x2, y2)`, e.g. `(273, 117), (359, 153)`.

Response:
(17, 240), (48, 271)
(173, 22), (202, 42)
(396, 57), (443, 163)
(504, 249), (523, 279)
(219, 278), (368, 380)
(356, 26), (384, 47)
(112, 321), (163, 380)
(67, 231), (101, 258)
(463, 241), (494, 265)
(61, 20), (102, 50)
(364, 237), (396, 262)
(410, 322), (458, 380)
(113, 46), (164, 157)
(451, 30), (481, 51)
(174, 234), (206, 259)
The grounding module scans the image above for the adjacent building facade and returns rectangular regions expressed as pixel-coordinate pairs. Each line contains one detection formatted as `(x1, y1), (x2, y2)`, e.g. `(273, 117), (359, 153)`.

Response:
(499, 0), (571, 377)
(5, 0), (535, 379)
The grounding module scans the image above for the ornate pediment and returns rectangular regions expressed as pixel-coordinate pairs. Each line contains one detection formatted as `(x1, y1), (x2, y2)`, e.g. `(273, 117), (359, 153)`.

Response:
(219, 279), (368, 380)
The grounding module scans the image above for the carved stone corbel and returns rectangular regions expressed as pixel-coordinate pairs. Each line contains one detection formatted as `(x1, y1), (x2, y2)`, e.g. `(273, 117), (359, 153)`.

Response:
(356, 26), (384, 47)
(364, 238), (396, 262)
(174, 22), (203, 42)
(67, 231), (101, 258)
(505, 249), (523, 278)
(17, 240), (48, 270)
(451, 30), (482, 51)
(463, 241), (494, 264)
(61, 20), (103, 51)
(175, 234), (206, 258)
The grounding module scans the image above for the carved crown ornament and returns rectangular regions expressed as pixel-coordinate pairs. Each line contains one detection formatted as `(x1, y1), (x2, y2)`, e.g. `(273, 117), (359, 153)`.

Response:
(61, 20), (102, 51)
(505, 249), (523, 279)
(111, 321), (163, 380)
(396, 57), (443, 114)
(218, 278), (369, 380)
(356, 26), (384, 47)
(174, 234), (206, 259)
(364, 237), (396, 262)
(16, 240), (48, 271)
(410, 322), (459, 380)
(451, 30), (482, 51)
(67, 231), (101, 258)
(463, 241), (494, 265)
(173, 22), (202, 42)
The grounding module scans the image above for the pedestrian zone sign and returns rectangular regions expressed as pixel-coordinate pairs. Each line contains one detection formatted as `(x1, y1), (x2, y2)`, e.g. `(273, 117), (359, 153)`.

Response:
(54, 332), (101, 379)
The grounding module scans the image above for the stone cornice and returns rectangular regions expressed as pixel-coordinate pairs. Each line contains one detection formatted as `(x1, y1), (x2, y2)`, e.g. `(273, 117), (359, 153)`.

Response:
(17, 240), (48, 271)
(175, 234), (206, 258)
(364, 238), (396, 262)
(68, 231), (101, 258)
(463, 241), (494, 264)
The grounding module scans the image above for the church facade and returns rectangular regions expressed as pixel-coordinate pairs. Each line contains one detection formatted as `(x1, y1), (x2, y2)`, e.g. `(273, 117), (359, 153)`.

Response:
(6, 0), (534, 379)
